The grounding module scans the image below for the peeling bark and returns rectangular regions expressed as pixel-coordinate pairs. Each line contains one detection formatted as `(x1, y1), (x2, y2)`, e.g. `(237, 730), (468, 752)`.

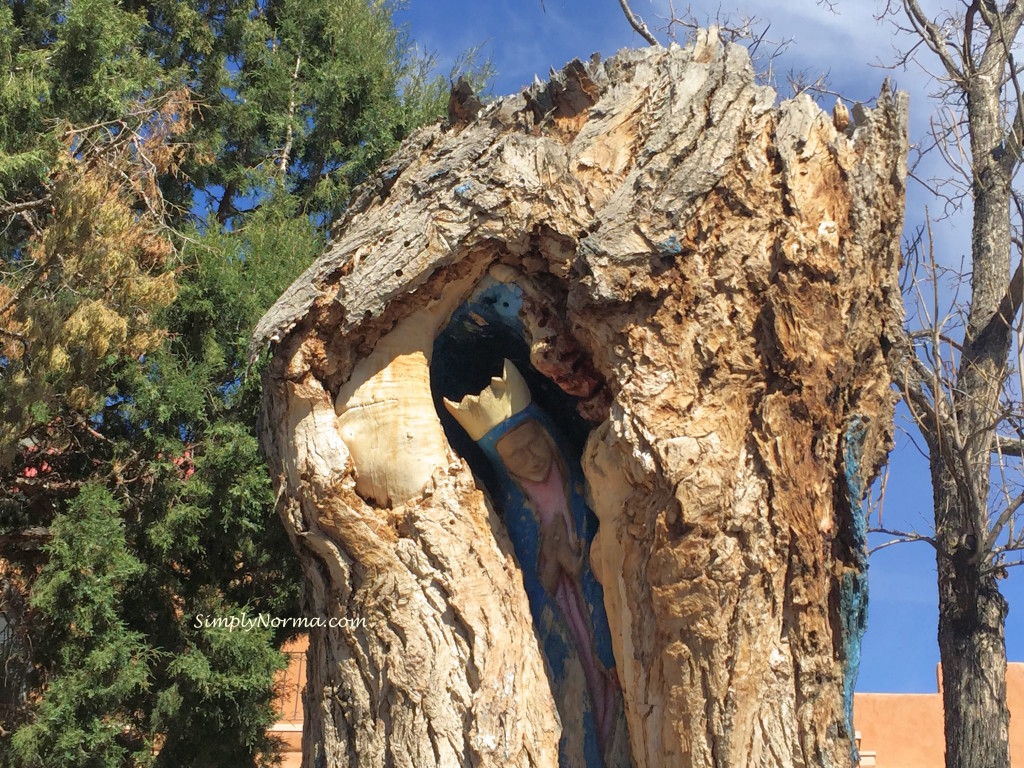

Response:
(254, 32), (907, 768)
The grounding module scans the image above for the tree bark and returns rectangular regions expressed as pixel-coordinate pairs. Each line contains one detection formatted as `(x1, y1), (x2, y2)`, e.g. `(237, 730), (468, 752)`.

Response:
(930, 47), (1015, 768)
(253, 32), (908, 768)
(934, 468), (1010, 768)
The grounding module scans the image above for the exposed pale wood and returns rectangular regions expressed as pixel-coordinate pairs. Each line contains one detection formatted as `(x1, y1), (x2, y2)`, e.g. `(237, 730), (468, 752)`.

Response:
(255, 31), (907, 768)
(332, 267), (486, 507)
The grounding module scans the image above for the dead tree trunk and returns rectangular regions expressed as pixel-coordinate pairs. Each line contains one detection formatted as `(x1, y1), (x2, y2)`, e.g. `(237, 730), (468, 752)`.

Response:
(252, 32), (907, 768)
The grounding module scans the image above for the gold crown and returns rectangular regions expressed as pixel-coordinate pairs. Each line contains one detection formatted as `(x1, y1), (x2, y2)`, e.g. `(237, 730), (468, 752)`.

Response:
(443, 359), (531, 440)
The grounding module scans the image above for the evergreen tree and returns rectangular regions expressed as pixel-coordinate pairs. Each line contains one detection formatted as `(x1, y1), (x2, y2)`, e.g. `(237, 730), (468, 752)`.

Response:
(0, 1), (475, 764)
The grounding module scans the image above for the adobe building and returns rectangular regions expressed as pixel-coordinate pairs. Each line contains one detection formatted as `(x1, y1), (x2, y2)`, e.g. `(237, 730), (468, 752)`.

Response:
(271, 638), (305, 768)
(853, 662), (1024, 767)
(273, 639), (1024, 768)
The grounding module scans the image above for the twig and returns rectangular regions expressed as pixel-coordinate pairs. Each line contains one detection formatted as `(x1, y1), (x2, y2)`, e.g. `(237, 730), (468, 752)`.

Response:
(618, 0), (660, 46)
(868, 526), (939, 553)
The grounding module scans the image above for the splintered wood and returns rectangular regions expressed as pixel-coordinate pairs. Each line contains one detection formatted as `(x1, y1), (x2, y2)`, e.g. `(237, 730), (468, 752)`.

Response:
(255, 30), (907, 768)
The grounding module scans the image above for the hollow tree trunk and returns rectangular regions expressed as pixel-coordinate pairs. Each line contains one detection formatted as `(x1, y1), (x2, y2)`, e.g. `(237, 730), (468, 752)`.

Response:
(252, 32), (907, 768)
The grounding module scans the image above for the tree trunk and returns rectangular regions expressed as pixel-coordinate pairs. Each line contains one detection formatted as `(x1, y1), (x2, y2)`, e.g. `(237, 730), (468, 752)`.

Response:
(252, 32), (908, 768)
(930, 57), (1016, 768)
(934, 468), (1010, 768)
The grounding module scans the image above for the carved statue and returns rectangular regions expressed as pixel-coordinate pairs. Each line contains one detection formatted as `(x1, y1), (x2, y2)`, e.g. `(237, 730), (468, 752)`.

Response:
(445, 360), (629, 767)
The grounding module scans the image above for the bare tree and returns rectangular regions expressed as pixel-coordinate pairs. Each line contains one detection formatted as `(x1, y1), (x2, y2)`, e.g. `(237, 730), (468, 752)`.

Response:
(876, 0), (1024, 765)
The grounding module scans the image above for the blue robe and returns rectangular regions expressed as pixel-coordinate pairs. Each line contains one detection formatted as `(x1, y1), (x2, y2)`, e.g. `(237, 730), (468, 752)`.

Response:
(476, 405), (619, 767)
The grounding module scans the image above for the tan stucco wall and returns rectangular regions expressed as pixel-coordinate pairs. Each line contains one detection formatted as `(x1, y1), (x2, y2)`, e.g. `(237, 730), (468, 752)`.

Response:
(273, 637), (306, 768)
(853, 662), (1024, 767)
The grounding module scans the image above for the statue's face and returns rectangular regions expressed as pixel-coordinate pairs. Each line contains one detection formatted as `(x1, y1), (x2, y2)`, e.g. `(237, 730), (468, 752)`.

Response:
(496, 420), (554, 483)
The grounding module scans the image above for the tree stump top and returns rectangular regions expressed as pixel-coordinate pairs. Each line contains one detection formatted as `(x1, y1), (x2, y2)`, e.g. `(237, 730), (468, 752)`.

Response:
(251, 32), (907, 379)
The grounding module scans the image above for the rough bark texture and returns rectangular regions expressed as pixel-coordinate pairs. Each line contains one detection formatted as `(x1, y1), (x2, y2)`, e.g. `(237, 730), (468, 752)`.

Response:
(933, 471), (1010, 768)
(253, 33), (907, 768)
(932, 48), (1014, 768)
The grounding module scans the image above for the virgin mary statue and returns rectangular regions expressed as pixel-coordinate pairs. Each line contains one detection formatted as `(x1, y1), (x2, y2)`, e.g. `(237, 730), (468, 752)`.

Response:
(445, 360), (629, 768)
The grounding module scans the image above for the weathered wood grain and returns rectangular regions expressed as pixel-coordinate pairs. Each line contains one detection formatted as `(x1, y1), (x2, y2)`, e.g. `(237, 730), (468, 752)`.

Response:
(255, 30), (907, 768)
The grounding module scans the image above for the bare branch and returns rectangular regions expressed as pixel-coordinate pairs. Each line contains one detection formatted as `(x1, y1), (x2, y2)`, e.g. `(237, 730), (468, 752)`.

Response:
(0, 199), (47, 217)
(868, 527), (939, 553)
(280, 52), (302, 177)
(993, 434), (1024, 456)
(902, 0), (967, 83)
(617, 0), (660, 46)
(980, 0), (1024, 76)
(908, 329), (964, 350)
(982, 489), (1024, 554)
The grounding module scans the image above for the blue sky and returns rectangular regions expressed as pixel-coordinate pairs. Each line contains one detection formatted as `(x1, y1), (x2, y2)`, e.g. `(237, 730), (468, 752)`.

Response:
(396, 0), (1024, 694)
